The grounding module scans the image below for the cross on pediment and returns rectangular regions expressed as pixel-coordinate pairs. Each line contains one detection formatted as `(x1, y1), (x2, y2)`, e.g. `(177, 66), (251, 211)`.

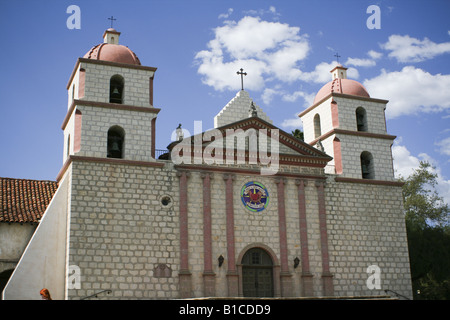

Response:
(237, 68), (247, 91)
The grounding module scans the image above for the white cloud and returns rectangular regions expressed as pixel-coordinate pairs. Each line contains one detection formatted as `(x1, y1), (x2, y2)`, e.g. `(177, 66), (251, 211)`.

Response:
(392, 143), (422, 178)
(261, 86), (314, 107)
(269, 6), (280, 18)
(297, 61), (335, 83)
(436, 137), (450, 156)
(392, 142), (450, 205)
(279, 91), (314, 129)
(218, 8), (233, 19)
(345, 57), (376, 67)
(381, 34), (450, 63)
(215, 17), (302, 59)
(280, 117), (303, 129)
(344, 50), (383, 68)
(364, 66), (450, 119)
(368, 50), (383, 60)
(261, 87), (280, 105)
(282, 90), (315, 105)
(295, 61), (360, 83)
(195, 16), (310, 92)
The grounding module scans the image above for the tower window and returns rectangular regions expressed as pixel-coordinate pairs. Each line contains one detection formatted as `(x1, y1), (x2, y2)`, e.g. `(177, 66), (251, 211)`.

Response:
(314, 114), (322, 139)
(356, 107), (368, 132)
(109, 75), (124, 104)
(360, 151), (375, 179)
(67, 135), (71, 158)
(107, 126), (125, 158)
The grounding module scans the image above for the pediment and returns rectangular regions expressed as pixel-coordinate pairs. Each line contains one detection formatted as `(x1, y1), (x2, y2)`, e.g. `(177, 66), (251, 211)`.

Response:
(167, 116), (332, 170)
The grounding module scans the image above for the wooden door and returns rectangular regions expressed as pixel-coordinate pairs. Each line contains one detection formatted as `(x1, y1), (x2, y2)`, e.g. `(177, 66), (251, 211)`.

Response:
(242, 248), (274, 297)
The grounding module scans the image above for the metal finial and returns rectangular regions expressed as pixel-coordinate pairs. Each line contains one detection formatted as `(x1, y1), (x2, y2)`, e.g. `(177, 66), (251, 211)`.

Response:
(334, 52), (341, 64)
(108, 16), (117, 28)
(236, 68), (247, 91)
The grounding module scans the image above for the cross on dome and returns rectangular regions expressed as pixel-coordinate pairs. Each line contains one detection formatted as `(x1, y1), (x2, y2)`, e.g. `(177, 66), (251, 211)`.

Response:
(108, 16), (117, 28)
(334, 52), (341, 64)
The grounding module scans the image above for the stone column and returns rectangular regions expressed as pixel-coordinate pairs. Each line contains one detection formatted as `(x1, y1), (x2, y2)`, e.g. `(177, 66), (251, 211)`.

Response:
(201, 172), (215, 297)
(275, 178), (293, 297)
(295, 179), (314, 297)
(315, 180), (334, 296)
(177, 170), (191, 298)
(223, 174), (239, 297)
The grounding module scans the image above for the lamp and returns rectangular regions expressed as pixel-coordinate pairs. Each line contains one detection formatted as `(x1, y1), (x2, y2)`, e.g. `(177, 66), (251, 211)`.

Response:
(218, 255), (224, 267)
(294, 257), (300, 269)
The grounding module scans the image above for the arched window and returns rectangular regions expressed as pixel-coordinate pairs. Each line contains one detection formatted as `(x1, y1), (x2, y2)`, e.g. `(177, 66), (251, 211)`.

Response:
(360, 151), (375, 179)
(356, 107), (368, 132)
(107, 126), (125, 158)
(67, 135), (71, 158)
(314, 114), (321, 139)
(74, 110), (82, 153)
(109, 75), (124, 104)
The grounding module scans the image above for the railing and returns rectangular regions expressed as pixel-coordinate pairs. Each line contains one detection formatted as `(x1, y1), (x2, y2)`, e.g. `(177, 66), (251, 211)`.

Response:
(384, 289), (411, 300)
(155, 149), (169, 159)
(80, 289), (112, 300)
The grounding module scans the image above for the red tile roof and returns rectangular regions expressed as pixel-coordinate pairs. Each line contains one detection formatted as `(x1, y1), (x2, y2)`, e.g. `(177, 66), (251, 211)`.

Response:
(0, 177), (58, 224)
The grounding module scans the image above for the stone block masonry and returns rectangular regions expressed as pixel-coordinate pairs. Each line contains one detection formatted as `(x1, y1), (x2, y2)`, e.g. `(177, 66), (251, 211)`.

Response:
(73, 104), (157, 162)
(214, 90), (272, 128)
(80, 61), (155, 108)
(67, 160), (180, 299)
(325, 177), (412, 299)
(65, 157), (411, 299)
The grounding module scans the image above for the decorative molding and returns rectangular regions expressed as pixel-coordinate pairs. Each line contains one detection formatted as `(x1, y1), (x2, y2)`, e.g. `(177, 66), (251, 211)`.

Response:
(335, 176), (404, 187)
(298, 92), (388, 118)
(62, 99), (160, 130)
(308, 128), (396, 147)
(56, 155), (164, 182)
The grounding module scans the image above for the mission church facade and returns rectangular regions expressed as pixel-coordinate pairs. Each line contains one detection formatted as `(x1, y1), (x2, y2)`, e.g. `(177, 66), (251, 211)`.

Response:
(3, 28), (412, 299)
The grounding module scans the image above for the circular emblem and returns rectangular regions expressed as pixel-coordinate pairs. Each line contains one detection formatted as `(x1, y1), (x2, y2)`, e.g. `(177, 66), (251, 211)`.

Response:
(241, 181), (269, 212)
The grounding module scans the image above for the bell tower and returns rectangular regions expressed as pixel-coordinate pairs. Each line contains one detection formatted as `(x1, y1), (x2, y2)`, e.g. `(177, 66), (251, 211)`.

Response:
(62, 28), (160, 163)
(299, 64), (397, 181)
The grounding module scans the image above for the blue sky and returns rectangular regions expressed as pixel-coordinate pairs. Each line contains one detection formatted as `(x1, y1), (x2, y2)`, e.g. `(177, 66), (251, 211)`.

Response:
(0, 0), (449, 203)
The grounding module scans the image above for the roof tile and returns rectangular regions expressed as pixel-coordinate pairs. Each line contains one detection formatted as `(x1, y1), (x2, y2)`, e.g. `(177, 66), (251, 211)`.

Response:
(0, 177), (58, 224)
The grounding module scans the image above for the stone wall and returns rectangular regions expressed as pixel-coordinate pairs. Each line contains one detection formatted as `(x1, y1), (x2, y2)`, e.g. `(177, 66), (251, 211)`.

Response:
(67, 160), (180, 299)
(0, 223), (36, 274)
(65, 158), (411, 299)
(333, 97), (387, 134)
(72, 104), (156, 161)
(337, 134), (395, 181)
(80, 61), (154, 108)
(325, 177), (412, 299)
(214, 90), (272, 128)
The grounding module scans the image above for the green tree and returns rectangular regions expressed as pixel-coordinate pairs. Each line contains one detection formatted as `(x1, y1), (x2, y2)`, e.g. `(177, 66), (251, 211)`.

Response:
(291, 129), (304, 141)
(399, 161), (450, 299)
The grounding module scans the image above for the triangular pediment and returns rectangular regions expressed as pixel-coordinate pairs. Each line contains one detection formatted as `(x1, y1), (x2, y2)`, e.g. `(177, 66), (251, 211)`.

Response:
(167, 116), (332, 171)
(213, 116), (330, 158)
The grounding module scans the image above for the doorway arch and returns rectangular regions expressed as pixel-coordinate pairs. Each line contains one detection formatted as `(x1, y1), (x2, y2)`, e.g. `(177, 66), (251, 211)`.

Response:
(237, 244), (280, 297)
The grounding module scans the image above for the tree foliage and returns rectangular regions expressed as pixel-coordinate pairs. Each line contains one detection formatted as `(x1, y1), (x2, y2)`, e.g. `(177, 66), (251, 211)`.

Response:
(399, 161), (450, 299)
(291, 129), (304, 141)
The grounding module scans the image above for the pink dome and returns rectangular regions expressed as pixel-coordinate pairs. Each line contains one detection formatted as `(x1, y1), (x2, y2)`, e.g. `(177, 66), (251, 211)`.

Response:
(313, 78), (370, 104)
(83, 43), (141, 65)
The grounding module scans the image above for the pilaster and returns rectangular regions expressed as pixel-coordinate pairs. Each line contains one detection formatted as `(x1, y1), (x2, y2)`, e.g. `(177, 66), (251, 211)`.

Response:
(201, 172), (216, 297)
(315, 180), (334, 296)
(177, 170), (192, 298)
